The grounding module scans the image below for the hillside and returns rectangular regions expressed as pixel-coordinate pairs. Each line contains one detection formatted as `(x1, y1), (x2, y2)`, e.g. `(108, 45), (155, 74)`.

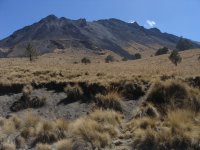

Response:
(0, 49), (200, 150)
(0, 15), (199, 58)
(0, 49), (199, 85)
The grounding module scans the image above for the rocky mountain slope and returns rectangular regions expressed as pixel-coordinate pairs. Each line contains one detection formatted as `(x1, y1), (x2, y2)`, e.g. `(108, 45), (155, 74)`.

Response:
(0, 15), (199, 58)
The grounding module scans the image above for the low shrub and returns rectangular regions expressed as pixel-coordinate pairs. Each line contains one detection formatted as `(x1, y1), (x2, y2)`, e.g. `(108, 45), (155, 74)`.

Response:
(169, 50), (182, 66)
(105, 55), (114, 63)
(134, 53), (142, 59)
(81, 57), (91, 64)
(122, 57), (128, 61)
(155, 47), (169, 56)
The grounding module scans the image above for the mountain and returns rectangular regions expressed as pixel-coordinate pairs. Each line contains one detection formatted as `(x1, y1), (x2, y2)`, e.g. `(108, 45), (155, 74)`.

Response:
(0, 15), (199, 58)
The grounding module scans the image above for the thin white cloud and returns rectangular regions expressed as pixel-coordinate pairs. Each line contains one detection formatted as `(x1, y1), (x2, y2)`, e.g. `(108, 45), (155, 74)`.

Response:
(146, 20), (156, 27)
(129, 20), (135, 24)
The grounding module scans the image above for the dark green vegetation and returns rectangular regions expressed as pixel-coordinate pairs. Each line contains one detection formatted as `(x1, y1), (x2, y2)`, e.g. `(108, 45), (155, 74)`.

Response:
(176, 37), (194, 51)
(81, 57), (91, 64)
(169, 50), (182, 66)
(25, 43), (38, 61)
(155, 47), (169, 56)
(105, 55), (115, 63)
(134, 53), (142, 59)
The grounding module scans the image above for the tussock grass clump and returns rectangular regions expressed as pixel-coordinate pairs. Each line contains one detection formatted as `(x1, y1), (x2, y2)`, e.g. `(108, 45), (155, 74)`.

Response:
(94, 92), (124, 111)
(34, 120), (65, 144)
(15, 136), (26, 149)
(160, 74), (175, 81)
(129, 109), (200, 150)
(20, 113), (42, 139)
(121, 80), (147, 100)
(11, 85), (46, 112)
(0, 109), (122, 149)
(2, 116), (22, 134)
(1, 142), (16, 150)
(70, 117), (111, 149)
(20, 113), (69, 145)
(54, 139), (72, 150)
(33, 116), (69, 145)
(22, 84), (33, 96)
(135, 102), (160, 118)
(89, 109), (122, 126)
(0, 112), (70, 149)
(11, 96), (46, 112)
(55, 119), (69, 131)
(64, 84), (83, 100)
(36, 143), (51, 150)
(187, 76), (200, 89)
(126, 117), (157, 133)
(70, 110), (121, 149)
(0, 117), (4, 126)
(147, 80), (200, 114)
(35, 121), (57, 144)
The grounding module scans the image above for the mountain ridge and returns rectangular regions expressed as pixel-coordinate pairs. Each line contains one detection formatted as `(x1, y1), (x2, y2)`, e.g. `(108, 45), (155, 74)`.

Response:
(0, 14), (199, 58)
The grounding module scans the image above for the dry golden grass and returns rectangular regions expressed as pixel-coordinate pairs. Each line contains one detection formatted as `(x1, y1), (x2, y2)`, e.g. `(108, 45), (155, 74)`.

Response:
(147, 79), (200, 114)
(69, 109), (122, 148)
(135, 102), (160, 118)
(0, 49), (200, 149)
(36, 143), (51, 150)
(55, 119), (69, 131)
(15, 136), (26, 149)
(95, 92), (124, 111)
(22, 84), (33, 95)
(1, 116), (22, 134)
(64, 84), (83, 100)
(127, 109), (200, 150)
(123, 77), (200, 149)
(1, 142), (16, 150)
(11, 87), (46, 112)
(70, 117), (112, 148)
(89, 109), (122, 126)
(0, 49), (199, 85)
(54, 139), (72, 150)
(35, 121), (58, 144)
(0, 109), (122, 149)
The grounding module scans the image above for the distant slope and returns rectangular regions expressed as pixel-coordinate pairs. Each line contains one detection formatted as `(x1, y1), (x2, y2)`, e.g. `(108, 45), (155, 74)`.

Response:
(0, 15), (199, 58)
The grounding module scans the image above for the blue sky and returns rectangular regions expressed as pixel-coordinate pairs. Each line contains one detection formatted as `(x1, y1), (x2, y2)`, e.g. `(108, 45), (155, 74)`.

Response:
(0, 0), (199, 41)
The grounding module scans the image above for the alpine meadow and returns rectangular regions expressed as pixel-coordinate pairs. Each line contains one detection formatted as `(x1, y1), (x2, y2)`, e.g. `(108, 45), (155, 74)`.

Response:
(0, 1), (200, 150)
